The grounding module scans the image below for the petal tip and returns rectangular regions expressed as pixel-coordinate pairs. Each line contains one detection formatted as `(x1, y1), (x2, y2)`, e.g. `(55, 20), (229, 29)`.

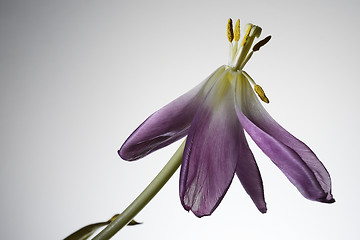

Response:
(314, 192), (335, 204)
(319, 196), (335, 204)
(258, 206), (267, 214)
(117, 148), (124, 159)
(180, 198), (213, 218)
(118, 145), (137, 161)
(192, 210), (211, 218)
(180, 199), (191, 212)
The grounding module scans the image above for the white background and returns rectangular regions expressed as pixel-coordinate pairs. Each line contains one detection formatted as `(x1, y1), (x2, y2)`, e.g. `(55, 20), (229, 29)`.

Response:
(1, 0), (359, 239)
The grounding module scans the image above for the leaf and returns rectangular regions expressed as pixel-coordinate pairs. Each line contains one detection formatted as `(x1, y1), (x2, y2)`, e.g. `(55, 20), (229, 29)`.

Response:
(127, 219), (142, 226)
(64, 214), (141, 240)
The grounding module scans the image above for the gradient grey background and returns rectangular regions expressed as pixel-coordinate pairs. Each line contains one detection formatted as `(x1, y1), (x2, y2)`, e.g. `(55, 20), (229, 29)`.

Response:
(1, 0), (359, 239)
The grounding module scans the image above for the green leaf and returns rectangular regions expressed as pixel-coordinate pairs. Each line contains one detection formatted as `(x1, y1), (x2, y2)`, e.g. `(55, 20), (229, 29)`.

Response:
(127, 219), (142, 226)
(64, 214), (141, 240)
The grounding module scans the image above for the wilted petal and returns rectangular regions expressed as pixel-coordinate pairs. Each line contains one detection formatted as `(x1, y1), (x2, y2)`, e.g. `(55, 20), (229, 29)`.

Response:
(235, 73), (334, 203)
(119, 66), (226, 161)
(235, 134), (267, 213)
(180, 69), (241, 217)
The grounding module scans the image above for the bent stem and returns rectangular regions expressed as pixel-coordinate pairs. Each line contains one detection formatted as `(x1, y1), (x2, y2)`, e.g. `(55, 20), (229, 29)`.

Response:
(92, 140), (186, 240)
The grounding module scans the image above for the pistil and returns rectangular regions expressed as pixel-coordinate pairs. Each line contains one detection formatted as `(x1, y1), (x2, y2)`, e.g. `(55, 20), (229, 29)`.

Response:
(227, 18), (270, 103)
(234, 25), (262, 70)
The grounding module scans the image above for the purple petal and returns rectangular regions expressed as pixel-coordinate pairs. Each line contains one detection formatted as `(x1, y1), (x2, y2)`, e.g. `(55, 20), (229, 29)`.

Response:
(235, 134), (267, 213)
(119, 66), (226, 161)
(180, 69), (241, 217)
(235, 73), (334, 203)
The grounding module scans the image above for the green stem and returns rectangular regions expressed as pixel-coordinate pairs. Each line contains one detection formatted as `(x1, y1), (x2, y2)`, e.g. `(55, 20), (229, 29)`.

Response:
(92, 140), (186, 240)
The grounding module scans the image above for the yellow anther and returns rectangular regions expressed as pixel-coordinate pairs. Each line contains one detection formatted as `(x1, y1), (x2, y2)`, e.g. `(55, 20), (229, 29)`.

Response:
(227, 18), (234, 42)
(234, 19), (240, 42)
(254, 84), (269, 103)
(241, 23), (253, 46)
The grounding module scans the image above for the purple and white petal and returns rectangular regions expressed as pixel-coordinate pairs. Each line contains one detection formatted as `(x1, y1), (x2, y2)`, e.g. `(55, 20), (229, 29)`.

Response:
(180, 69), (241, 217)
(235, 73), (334, 203)
(119, 66), (226, 161)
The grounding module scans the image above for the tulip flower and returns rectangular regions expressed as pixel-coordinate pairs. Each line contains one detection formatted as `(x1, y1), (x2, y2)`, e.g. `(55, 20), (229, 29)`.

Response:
(118, 18), (334, 218)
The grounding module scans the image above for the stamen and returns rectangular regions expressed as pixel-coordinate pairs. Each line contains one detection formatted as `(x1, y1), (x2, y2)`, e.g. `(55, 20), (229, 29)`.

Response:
(227, 18), (234, 42)
(234, 24), (260, 70)
(242, 71), (256, 85)
(241, 23), (253, 47)
(234, 19), (240, 42)
(253, 36), (272, 52)
(254, 85), (269, 103)
(239, 51), (253, 69)
(239, 35), (271, 69)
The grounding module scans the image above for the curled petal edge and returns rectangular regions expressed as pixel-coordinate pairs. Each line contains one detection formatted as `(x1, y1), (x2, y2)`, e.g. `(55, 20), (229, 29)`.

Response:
(235, 73), (334, 203)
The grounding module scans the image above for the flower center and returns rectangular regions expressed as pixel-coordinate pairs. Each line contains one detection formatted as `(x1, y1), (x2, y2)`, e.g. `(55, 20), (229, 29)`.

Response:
(227, 18), (270, 71)
(226, 18), (271, 103)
